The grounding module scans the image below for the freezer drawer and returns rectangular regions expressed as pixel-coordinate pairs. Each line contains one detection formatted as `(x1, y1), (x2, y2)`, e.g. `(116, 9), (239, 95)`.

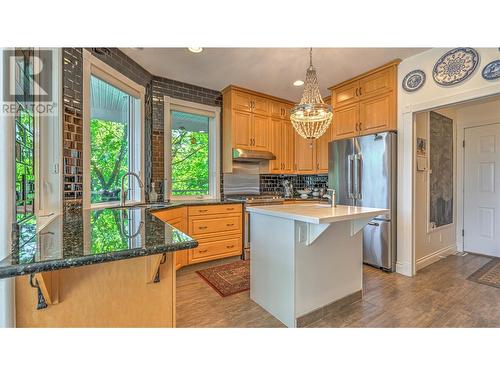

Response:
(363, 219), (393, 271)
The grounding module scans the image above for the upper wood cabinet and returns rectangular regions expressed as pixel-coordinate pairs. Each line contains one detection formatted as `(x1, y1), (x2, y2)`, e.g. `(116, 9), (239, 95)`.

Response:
(294, 133), (316, 174)
(315, 127), (331, 173)
(329, 60), (399, 141)
(223, 86), (294, 173)
(270, 118), (294, 174)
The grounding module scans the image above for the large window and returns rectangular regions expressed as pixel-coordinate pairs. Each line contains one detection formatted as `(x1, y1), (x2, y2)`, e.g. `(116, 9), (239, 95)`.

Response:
(165, 97), (220, 200)
(84, 51), (144, 208)
(15, 49), (36, 222)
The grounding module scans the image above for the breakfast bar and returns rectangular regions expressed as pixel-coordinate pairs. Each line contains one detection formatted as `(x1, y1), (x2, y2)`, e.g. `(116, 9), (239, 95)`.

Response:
(246, 203), (388, 328)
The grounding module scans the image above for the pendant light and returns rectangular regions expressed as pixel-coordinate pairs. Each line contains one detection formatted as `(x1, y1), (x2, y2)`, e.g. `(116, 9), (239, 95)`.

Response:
(290, 48), (333, 139)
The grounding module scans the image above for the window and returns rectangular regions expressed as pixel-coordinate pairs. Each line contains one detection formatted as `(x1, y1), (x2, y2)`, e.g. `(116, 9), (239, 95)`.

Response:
(15, 49), (36, 222)
(83, 50), (144, 208)
(164, 97), (220, 200)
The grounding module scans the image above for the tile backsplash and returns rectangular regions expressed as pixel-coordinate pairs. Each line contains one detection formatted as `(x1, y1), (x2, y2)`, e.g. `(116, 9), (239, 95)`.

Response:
(260, 174), (328, 196)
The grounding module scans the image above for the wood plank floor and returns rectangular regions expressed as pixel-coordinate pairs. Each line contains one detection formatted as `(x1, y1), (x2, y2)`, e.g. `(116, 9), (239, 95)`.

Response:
(176, 253), (500, 328)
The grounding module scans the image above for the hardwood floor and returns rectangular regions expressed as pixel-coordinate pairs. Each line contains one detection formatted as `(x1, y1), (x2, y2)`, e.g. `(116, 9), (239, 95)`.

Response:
(176, 253), (500, 328)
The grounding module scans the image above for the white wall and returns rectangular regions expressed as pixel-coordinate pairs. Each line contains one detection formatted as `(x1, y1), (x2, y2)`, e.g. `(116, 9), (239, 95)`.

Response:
(414, 108), (457, 270)
(397, 48), (500, 276)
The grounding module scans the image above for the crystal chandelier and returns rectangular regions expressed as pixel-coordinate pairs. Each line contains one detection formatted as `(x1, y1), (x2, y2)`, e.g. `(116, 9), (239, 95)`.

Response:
(290, 48), (333, 139)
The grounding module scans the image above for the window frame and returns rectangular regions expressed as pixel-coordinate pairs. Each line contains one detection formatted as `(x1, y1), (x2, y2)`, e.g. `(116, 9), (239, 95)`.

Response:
(82, 50), (145, 209)
(163, 96), (220, 201)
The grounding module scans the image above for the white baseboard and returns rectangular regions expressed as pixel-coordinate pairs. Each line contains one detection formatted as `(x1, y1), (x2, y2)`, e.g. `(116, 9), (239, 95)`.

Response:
(396, 261), (413, 277)
(416, 245), (457, 271)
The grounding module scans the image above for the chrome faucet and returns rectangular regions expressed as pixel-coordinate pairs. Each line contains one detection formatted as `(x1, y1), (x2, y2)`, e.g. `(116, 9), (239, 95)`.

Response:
(324, 188), (337, 208)
(121, 172), (144, 206)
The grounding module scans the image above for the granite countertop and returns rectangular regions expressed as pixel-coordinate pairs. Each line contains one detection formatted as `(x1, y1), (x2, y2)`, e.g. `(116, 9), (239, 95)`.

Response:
(0, 205), (199, 279)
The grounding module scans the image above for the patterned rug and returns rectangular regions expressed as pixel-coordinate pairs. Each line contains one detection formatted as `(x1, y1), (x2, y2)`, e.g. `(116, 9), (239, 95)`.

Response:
(196, 260), (250, 297)
(468, 258), (500, 289)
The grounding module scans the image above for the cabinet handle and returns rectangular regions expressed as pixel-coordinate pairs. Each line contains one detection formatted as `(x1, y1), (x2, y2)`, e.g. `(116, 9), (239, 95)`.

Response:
(317, 163), (319, 169)
(226, 245), (235, 249)
(199, 226), (208, 230)
(227, 223), (235, 227)
(359, 121), (362, 130)
(359, 87), (362, 96)
(199, 249), (208, 253)
(198, 209), (208, 213)
(355, 88), (359, 96)
(226, 207), (235, 211)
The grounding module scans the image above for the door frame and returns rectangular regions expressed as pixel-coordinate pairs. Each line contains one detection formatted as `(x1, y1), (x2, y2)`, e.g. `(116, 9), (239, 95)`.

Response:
(399, 85), (500, 277)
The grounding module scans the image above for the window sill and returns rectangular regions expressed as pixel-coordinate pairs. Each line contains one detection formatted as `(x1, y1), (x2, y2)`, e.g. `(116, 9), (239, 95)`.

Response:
(90, 200), (143, 210)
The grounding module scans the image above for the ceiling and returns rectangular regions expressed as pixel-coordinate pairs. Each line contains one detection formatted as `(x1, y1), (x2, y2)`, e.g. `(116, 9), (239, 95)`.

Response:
(121, 48), (428, 101)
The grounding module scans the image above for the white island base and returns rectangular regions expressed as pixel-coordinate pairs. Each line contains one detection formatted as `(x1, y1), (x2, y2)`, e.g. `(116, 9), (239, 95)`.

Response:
(247, 204), (388, 328)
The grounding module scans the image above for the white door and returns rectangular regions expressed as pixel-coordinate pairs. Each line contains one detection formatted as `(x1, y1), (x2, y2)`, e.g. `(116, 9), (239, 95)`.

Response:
(464, 124), (500, 256)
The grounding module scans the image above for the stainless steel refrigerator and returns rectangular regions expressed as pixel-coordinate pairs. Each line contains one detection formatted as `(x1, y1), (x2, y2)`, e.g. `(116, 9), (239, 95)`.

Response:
(328, 131), (397, 271)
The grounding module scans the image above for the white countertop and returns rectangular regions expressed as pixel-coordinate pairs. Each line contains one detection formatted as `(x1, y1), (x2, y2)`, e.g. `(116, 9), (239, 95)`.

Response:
(246, 204), (389, 224)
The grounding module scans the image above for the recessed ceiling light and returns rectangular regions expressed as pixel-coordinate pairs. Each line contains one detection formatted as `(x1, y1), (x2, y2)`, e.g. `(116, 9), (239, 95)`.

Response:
(188, 47), (203, 53)
(293, 80), (304, 87)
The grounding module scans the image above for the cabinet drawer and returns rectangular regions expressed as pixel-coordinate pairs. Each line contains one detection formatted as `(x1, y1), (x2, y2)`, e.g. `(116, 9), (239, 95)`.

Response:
(188, 204), (242, 216)
(189, 215), (242, 236)
(189, 236), (242, 263)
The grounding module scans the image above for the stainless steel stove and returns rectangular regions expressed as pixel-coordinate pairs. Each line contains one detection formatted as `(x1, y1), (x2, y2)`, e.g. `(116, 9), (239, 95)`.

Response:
(225, 195), (284, 260)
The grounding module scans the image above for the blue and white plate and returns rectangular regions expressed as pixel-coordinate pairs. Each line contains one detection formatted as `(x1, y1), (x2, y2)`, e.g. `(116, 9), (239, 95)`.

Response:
(433, 48), (479, 86)
(482, 60), (500, 80)
(402, 70), (426, 92)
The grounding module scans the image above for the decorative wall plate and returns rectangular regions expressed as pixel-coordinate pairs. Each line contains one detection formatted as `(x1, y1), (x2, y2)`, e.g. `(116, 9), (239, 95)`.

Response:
(482, 60), (500, 80)
(433, 48), (479, 86)
(402, 69), (426, 92)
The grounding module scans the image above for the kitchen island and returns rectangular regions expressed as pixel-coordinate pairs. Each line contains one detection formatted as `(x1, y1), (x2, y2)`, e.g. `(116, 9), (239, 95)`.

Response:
(0, 206), (198, 328)
(246, 203), (388, 328)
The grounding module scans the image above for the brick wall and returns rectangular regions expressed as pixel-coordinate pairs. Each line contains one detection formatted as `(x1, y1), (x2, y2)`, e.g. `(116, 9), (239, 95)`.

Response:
(62, 48), (153, 208)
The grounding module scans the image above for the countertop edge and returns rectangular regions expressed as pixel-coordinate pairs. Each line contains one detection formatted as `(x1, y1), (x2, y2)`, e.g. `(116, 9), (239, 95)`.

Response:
(0, 239), (198, 280)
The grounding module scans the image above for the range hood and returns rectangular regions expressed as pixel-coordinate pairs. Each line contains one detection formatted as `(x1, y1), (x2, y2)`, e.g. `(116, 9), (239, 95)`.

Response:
(232, 148), (276, 162)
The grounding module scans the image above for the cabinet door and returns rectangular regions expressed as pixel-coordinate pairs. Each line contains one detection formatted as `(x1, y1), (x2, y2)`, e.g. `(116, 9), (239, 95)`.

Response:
(269, 117), (282, 173)
(332, 104), (359, 140)
(332, 81), (360, 108)
(269, 100), (283, 118)
(282, 120), (295, 173)
(359, 66), (393, 100)
(233, 110), (252, 148)
(232, 91), (253, 112)
(294, 132), (316, 174)
(359, 92), (393, 135)
(315, 126), (331, 173)
(252, 96), (269, 116)
(252, 114), (269, 150)
(168, 217), (188, 270)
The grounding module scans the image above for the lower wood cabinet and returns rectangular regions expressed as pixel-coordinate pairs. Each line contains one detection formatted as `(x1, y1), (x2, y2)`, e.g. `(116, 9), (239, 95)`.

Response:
(153, 204), (243, 270)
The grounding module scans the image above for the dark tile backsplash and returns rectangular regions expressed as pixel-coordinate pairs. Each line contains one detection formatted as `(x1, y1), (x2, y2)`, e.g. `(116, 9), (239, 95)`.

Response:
(260, 174), (328, 196)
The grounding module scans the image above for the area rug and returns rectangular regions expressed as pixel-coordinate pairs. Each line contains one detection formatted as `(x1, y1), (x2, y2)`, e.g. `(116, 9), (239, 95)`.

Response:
(196, 260), (250, 297)
(467, 258), (500, 289)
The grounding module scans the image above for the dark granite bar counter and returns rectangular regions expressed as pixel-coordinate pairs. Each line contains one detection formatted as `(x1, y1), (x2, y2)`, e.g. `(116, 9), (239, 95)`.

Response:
(0, 205), (199, 279)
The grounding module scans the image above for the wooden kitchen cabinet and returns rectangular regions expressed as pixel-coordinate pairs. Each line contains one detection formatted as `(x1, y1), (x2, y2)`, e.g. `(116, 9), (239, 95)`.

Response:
(233, 110), (252, 148)
(332, 104), (359, 140)
(223, 86), (294, 173)
(359, 91), (394, 135)
(294, 132), (316, 174)
(270, 118), (295, 174)
(315, 127), (331, 173)
(329, 60), (399, 141)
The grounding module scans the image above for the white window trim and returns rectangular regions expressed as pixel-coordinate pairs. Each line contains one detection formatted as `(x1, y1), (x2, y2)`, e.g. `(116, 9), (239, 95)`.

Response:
(82, 49), (145, 209)
(163, 96), (220, 201)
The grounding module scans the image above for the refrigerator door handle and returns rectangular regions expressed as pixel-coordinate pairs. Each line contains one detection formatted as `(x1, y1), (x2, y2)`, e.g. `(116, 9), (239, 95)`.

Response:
(347, 154), (354, 199)
(355, 153), (362, 200)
